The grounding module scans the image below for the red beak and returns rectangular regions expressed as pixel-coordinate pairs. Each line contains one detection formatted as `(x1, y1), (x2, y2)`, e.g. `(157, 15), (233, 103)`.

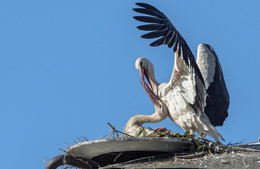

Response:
(139, 68), (159, 105)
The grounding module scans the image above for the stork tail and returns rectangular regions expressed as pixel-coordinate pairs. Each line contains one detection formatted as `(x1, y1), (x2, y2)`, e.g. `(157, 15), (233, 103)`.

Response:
(200, 117), (225, 142)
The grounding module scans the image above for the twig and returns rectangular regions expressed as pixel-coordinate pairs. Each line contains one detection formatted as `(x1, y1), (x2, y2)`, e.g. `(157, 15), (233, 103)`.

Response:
(76, 137), (84, 142)
(42, 157), (47, 164)
(227, 140), (244, 146)
(59, 148), (66, 153)
(107, 122), (119, 138)
(113, 129), (135, 137)
(113, 152), (124, 162)
(82, 136), (88, 141)
(101, 130), (113, 139)
(230, 146), (260, 152)
(107, 122), (134, 137)
(75, 156), (100, 168)
(174, 151), (208, 159)
(100, 154), (169, 169)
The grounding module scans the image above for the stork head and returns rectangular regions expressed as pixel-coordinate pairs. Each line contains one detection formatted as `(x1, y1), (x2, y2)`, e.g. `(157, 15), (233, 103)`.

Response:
(135, 57), (151, 71)
(135, 57), (159, 105)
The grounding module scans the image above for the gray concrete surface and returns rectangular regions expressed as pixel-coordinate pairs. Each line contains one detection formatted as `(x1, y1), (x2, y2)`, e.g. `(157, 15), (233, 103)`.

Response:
(101, 151), (260, 169)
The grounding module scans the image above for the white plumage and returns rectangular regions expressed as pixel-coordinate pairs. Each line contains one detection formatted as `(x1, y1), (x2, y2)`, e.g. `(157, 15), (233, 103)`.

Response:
(197, 44), (216, 89)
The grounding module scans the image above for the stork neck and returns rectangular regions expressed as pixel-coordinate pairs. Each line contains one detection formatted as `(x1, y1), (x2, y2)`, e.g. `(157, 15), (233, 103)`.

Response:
(123, 101), (168, 136)
(126, 104), (167, 126)
(130, 113), (162, 126)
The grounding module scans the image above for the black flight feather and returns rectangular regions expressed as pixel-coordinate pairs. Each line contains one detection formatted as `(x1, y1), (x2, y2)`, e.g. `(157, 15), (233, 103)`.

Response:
(137, 24), (165, 31)
(141, 28), (168, 39)
(133, 8), (164, 18)
(135, 3), (161, 13)
(133, 16), (163, 24)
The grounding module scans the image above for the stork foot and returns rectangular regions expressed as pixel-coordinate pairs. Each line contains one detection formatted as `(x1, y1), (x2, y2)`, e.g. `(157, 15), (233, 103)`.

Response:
(155, 127), (169, 132)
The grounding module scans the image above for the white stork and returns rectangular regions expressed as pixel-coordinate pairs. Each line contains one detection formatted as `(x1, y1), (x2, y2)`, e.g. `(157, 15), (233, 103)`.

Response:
(125, 3), (230, 142)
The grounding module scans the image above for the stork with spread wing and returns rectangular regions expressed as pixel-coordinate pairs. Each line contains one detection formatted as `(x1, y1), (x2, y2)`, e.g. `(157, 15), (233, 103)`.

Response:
(124, 3), (229, 142)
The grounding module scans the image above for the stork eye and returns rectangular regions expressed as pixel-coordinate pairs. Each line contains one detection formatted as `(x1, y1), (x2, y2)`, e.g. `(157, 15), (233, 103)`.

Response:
(140, 61), (143, 68)
(158, 102), (162, 108)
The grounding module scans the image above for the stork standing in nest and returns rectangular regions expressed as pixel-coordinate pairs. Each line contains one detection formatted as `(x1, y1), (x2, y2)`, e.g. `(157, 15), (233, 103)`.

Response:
(124, 3), (229, 142)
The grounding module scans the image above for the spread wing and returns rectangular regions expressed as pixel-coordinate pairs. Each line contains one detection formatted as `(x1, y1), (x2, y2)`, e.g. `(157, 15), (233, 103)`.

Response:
(196, 44), (230, 126)
(133, 3), (206, 116)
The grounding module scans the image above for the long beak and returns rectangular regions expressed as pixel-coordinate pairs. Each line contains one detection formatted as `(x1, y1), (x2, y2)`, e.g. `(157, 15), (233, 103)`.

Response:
(143, 69), (153, 91)
(139, 69), (159, 105)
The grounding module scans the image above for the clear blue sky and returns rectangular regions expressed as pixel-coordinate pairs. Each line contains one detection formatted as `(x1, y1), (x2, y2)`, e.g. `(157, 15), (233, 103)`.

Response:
(1, 0), (260, 168)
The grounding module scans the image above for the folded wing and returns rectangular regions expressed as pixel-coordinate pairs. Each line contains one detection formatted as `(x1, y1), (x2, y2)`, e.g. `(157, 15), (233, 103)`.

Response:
(196, 44), (230, 126)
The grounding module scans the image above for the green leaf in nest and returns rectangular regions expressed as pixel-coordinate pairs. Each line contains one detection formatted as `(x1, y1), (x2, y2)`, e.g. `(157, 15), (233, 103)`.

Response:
(197, 145), (205, 151)
(136, 128), (147, 137)
(183, 131), (190, 137)
(175, 133), (182, 138)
